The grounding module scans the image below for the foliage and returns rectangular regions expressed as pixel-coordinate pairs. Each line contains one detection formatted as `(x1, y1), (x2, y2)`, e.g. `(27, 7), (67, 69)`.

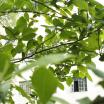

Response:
(0, 0), (104, 104)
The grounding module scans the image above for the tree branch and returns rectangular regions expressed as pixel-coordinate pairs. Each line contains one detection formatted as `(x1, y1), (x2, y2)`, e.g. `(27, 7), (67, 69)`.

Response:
(12, 37), (86, 63)
(12, 26), (104, 63)
(32, 0), (67, 18)
(0, 10), (48, 15)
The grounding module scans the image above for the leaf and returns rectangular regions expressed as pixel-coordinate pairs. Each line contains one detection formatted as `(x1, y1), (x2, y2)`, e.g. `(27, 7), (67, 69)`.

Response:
(60, 30), (76, 40)
(35, 53), (69, 67)
(66, 77), (73, 86)
(85, 34), (99, 50)
(5, 27), (14, 39)
(27, 39), (35, 50)
(79, 72), (85, 78)
(0, 0), (14, 11)
(78, 65), (87, 73)
(16, 17), (27, 32)
(87, 62), (96, 70)
(15, 53), (69, 81)
(53, 19), (63, 26)
(72, 70), (79, 78)
(0, 81), (11, 94)
(0, 44), (13, 56)
(14, 41), (24, 53)
(24, 13), (29, 22)
(51, 96), (69, 104)
(37, 35), (43, 44)
(0, 53), (10, 80)
(86, 72), (92, 81)
(31, 68), (58, 104)
(57, 82), (64, 90)
(72, 14), (87, 23)
(22, 33), (36, 41)
(9, 96), (14, 104)
(22, 27), (36, 40)
(98, 80), (104, 88)
(0, 81), (11, 103)
(77, 97), (91, 104)
(0, 52), (14, 80)
(15, 86), (32, 103)
(44, 33), (55, 45)
(4, 63), (15, 80)
(14, 0), (34, 10)
(73, 0), (88, 10)
(92, 68), (104, 79)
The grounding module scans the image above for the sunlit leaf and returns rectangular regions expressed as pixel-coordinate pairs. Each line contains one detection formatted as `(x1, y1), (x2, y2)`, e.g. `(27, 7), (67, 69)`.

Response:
(66, 77), (73, 86)
(77, 97), (91, 104)
(31, 68), (58, 104)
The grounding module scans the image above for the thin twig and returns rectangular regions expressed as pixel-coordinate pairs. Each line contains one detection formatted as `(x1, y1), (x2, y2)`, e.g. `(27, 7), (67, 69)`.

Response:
(12, 25), (104, 63)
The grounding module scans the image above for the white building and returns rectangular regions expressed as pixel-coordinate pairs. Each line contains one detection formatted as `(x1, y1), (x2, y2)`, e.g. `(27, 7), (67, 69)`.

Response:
(12, 57), (104, 104)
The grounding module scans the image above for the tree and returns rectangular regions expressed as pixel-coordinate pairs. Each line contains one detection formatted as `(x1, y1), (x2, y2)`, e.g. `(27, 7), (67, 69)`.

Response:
(0, 0), (104, 103)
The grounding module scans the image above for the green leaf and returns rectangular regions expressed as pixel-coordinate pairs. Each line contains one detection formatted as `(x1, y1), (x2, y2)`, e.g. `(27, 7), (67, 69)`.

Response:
(59, 8), (69, 17)
(27, 39), (35, 50)
(14, 0), (23, 8)
(66, 77), (73, 86)
(15, 53), (69, 80)
(22, 33), (36, 41)
(14, 41), (24, 53)
(77, 97), (91, 104)
(37, 35), (43, 44)
(86, 72), (92, 81)
(92, 68), (104, 79)
(87, 62), (96, 70)
(16, 17), (27, 32)
(24, 13), (29, 22)
(60, 30), (76, 40)
(44, 32), (56, 45)
(98, 80), (104, 88)
(73, 0), (88, 10)
(31, 68), (58, 104)
(57, 82), (64, 90)
(0, 81), (11, 102)
(53, 19), (63, 26)
(72, 14), (87, 23)
(3, 63), (15, 80)
(85, 34), (99, 50)
(78, 65), (92, 80)
(72, 70), (79, 78)
(22, 27), (36, 40)
(0, 53), (10, 80)
(0, 52), (14, 80)
(0, 44), (13, 56)
(5, 27), (14, 39)
(15, 86), (32, 103)
(35, 53), (69, 67)
(79, 72), (85, 78)
(51, 96), (69, 104)
(14, 0), (34, 10)
(9, 96), (15, 104)
(78, 65), (87, 73)
(0, 0), (14, 11)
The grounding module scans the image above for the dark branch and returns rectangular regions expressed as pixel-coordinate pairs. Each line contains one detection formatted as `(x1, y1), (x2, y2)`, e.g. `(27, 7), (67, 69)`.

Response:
(12, 37), (86, 63)
(12, 26), (104, 63)
(0, 10), (48, 15)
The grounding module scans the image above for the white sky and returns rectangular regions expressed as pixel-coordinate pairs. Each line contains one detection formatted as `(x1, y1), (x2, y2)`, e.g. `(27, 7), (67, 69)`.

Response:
(96, 0), (104, 5)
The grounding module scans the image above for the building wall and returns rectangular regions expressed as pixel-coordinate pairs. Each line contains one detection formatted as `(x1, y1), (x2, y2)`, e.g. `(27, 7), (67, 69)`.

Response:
(54, 57), (104, 104)
(13, 57), (104, 104)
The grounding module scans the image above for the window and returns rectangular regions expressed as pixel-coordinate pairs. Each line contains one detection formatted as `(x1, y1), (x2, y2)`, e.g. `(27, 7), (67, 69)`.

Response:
(19, 81), (32, 94)
(72, 77), (87, 92)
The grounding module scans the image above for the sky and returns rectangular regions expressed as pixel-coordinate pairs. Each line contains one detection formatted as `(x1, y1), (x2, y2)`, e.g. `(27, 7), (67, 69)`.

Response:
(96, 0), (104, 5)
